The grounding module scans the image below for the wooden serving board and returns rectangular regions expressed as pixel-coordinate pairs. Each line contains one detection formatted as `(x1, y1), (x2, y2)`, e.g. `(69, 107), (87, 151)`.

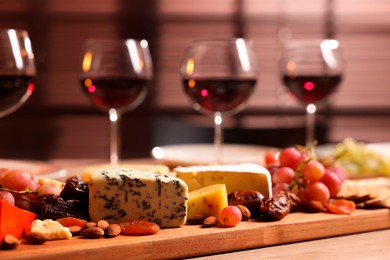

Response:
(2, 209), (390, 260)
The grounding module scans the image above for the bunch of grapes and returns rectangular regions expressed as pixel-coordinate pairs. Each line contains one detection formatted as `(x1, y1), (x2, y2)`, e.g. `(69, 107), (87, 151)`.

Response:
(0, 168), (62, 209)
(265, 147), (347, 205)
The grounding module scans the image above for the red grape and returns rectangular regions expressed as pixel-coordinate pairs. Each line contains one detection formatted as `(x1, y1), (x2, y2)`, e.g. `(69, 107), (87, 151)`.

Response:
(302, 160), (325, 182)
(0, 168), (9, 181)
(272, 167), (295, 185)
(0, 191), (15, 205)
(220, 206), (242, 227)
(272, 183), (290, 194)
(264, 151), (278, 167)
(0, 170), (32, 191)
(330, 166), (347, 182)
(278, 147), (306, 170)
(305, 182), (330, 204)
(321, 169), (342, 197)
(28, 176), (39, 192)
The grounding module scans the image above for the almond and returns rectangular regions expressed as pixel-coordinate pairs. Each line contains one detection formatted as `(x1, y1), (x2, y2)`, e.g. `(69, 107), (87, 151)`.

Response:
(105, 224), (121, 238)
(2, 234), (20, 250)
(81, 227), (105, 239)
(97, 220), (110, 230)
(186, 213), (207, 225)
(25, 232), (49, 245)
(236, 205), (251, 221)
(202, 216), (218, 227)
(68, 225), (83, 236)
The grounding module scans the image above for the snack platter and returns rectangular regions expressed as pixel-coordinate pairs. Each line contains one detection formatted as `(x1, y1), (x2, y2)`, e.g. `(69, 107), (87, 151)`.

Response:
(2, 208), (390, 260)
(2, 141), (390, 259)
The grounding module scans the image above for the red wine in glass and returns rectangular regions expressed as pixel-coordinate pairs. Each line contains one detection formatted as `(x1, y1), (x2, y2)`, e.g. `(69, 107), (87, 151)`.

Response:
(279, 39), (344, 146)
(282, 75), (342, 105)
(0, 29), (36, 118)
(180, 39), (258, 163)
(80, 77), (149, 113)
(80, 39), (153, 164)
(0, 75), (34, 114)
(182, 78), (256, 115)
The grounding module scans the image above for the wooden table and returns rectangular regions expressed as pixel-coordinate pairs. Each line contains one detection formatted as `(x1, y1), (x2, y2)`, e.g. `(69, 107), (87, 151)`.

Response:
(2, 158), (390, 259)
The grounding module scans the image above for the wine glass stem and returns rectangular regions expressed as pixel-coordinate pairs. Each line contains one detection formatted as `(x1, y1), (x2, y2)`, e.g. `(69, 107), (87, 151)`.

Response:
(214, 112), (223, 164)
(109, 108), (121, 165)
(305, 103), (316, 147)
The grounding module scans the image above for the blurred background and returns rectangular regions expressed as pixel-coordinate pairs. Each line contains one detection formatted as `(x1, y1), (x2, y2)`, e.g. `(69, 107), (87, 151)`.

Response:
(0, 0), (389, 160)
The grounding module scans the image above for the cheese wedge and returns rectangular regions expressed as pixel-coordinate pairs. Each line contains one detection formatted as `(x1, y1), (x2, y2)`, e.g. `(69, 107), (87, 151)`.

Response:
(187, 184), (228, 223)
(88, 168), (188, 228)
(82, 164), (171, 182)
(29, 219), (72, 240)
(175, 163), (272, 199)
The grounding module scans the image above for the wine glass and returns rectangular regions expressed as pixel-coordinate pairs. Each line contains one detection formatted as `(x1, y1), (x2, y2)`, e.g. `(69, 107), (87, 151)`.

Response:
(279, 39), (344, 146)
(180, 38), (258, 164)
(80, 39), (153, 164)
(0, 29), (36, 118)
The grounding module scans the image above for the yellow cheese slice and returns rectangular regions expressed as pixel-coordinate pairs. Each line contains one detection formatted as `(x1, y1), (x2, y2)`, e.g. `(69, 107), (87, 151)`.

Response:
(187, 184), (228, 223)
(175, 163), (272, 199)
(82, 164), (170, 182)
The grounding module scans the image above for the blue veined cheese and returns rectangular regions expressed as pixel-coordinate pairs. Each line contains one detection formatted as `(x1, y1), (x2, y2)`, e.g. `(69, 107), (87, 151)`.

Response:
(88, 168), (188, 228)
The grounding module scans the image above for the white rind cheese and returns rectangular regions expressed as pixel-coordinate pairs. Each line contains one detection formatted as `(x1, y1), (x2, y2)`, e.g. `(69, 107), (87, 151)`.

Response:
(88, 168), (188, 228)
(175, 163), (272, 199)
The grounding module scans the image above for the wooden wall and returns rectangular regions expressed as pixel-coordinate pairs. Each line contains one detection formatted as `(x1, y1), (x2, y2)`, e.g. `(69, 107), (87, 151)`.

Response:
(0, 0), (389, 160)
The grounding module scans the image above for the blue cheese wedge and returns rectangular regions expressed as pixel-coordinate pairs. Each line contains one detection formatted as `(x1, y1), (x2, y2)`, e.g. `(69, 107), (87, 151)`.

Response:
(88, 168), (188, 228)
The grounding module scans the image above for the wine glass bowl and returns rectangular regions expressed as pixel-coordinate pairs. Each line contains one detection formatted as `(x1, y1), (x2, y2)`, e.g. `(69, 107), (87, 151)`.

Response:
(180, 38), (258, 163)
(279, 39), (344, 146)
(0, 29), (36, 118)
(80, 39), (153, 164)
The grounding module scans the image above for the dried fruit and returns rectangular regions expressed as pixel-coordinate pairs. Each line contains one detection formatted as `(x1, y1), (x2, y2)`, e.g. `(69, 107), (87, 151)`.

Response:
(260, 192), (291, 220)
(228, 190), (264, 217)
(324, 199), (355, 215)
(119, 220), (160, 235)
(304, 200), (326, 212)
(56, 217), (87, 228)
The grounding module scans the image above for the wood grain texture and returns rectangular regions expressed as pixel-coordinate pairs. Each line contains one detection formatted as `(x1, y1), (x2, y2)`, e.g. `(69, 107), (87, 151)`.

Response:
(2, 209), (389, 260)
